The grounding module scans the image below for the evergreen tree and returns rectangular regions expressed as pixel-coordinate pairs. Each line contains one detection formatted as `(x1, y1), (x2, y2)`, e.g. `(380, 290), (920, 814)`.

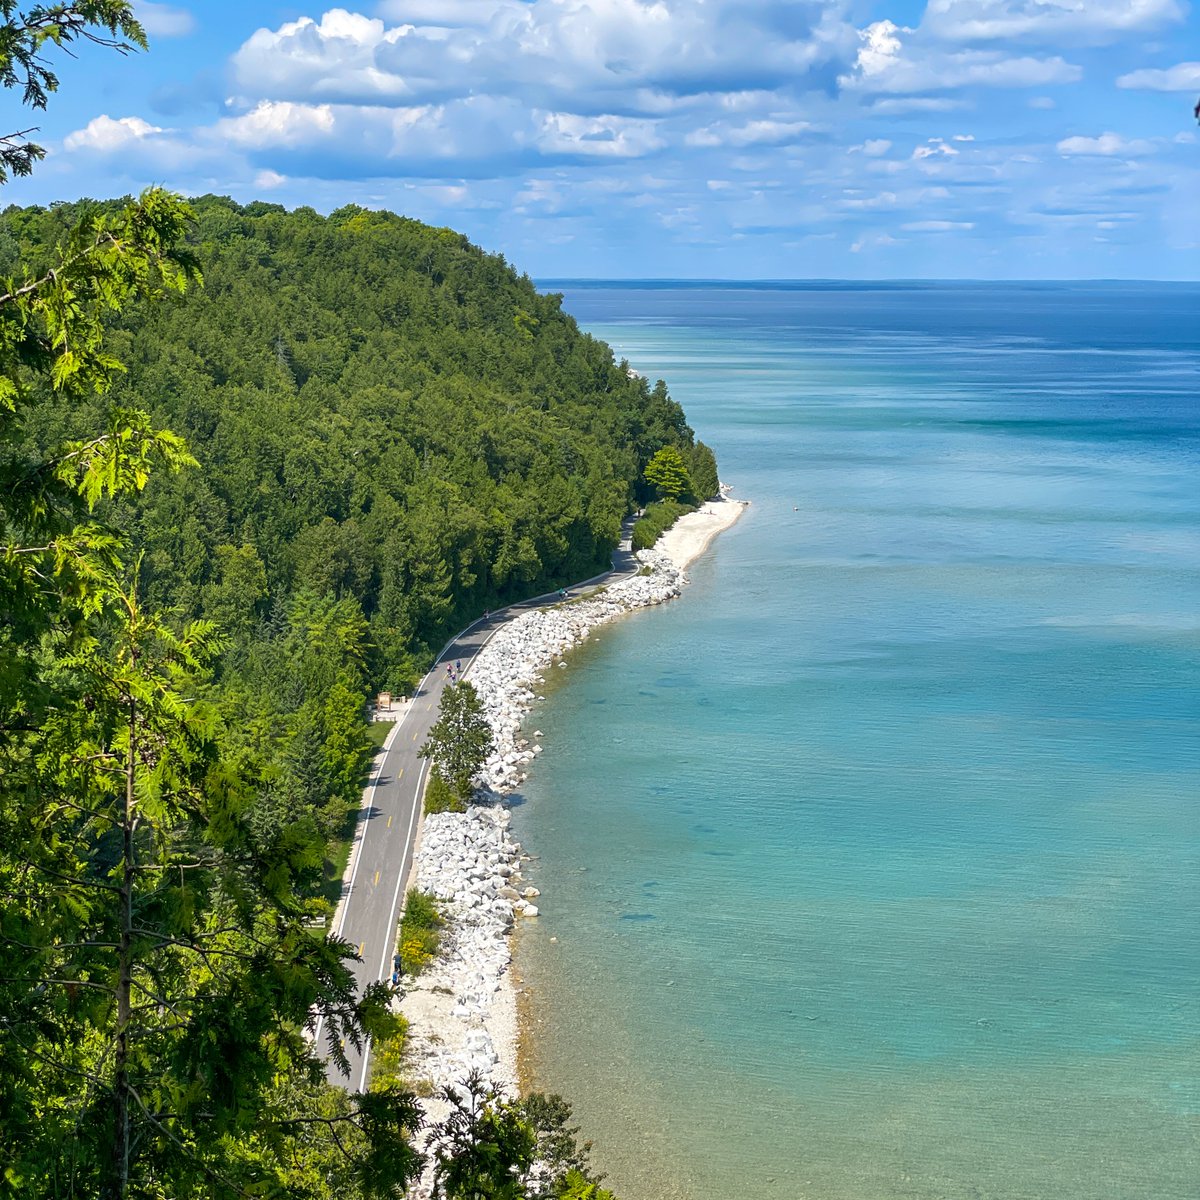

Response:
(427, 1071), (537, 1200)
(688, 441), (719, 500)
(555, 1174), (619, 1200)
(420, 681), (495, 803)
(4, 193), (715, 693)
(0, 18), (690, 1198)
(0, 582), (414, 1196)
(0, 10), (424, 1195)
(518, 1093), (611, 1200)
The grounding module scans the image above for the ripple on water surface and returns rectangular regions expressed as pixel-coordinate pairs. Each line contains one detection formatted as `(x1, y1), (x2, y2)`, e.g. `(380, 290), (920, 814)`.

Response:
(515, 283), (1200, 1200)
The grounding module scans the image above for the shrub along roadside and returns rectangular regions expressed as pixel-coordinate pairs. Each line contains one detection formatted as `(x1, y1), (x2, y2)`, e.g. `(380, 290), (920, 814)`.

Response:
(366, 1014), (411, 1091)
(398, 889), (444, 976)
(632, 499), (695, 551)
(424, 769), (465, 814)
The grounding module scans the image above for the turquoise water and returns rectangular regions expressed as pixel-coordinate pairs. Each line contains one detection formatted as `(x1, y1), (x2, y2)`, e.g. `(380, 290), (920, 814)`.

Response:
(514, 283), (1200, 1200)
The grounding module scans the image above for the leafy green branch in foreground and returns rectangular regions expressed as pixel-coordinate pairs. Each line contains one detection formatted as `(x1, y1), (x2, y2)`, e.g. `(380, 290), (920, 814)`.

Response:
(0, 183), (423, 1197)
(0, 2), (146, 182)
(0, 13), (669, 1195)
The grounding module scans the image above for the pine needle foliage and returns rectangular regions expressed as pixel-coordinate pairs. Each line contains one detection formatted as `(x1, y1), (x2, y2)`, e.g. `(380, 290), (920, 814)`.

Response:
(420, 681), (494, 804)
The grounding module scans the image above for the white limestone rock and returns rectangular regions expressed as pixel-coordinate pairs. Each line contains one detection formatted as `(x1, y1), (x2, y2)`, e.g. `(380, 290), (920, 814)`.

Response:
(400, 550), (688, 1197)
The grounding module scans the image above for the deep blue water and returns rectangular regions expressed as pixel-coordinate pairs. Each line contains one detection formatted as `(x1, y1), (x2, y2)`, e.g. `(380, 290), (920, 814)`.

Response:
(514, 283), (1200, 1200)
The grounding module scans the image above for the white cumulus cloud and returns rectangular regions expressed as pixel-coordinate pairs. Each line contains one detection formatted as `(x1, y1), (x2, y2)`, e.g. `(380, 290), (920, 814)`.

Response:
(231, 3), (856, 113)
(1056, 132), (1156, 157)
(923, 0), (1185, 45)
(230, 12), (417, 106)
(64, 115), (165, 152)
(205, 3), (865, 176)
(842, 20), (1081, 94)
(217, 101), (338, 149)
(1117, 62), (1200, 91)
(61, 115), (205, 175)
(210, 96), (664, 177)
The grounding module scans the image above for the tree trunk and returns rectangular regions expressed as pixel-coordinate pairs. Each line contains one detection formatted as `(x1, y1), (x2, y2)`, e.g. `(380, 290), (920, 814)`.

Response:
(110, 697), (136, 1200)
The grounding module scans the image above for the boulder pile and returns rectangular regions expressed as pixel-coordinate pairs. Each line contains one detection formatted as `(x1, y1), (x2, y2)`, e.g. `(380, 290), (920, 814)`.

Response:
(400, 806), (525, 1093)
(471, 549), (685, 794)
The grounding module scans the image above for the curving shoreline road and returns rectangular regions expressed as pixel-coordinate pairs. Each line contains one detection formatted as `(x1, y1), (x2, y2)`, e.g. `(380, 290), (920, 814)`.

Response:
(318, 526), (639, 1091)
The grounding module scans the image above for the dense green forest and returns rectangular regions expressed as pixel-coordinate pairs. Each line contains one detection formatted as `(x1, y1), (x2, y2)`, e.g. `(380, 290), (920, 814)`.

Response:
(0, 189), (711, 1194)
(1, 193), (717, 871)
(4, 194), (710, 687)
(0, 9), (715, 1195)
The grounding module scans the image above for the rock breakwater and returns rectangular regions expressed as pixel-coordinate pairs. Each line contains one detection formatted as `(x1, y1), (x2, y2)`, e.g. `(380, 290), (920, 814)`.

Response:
(472, 549), (685, 794)
(402, 806), (524, 1087)
(398, 548), (686, 1106)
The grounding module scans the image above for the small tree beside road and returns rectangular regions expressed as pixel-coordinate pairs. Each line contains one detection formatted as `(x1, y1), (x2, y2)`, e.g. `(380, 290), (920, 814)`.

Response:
(420, 681), (494, 804)
(428, 1071), (536, 1200)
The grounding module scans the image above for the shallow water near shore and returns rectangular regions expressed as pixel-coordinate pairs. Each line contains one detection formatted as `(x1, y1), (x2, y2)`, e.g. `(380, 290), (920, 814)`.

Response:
(514, 282), (1199, 1200)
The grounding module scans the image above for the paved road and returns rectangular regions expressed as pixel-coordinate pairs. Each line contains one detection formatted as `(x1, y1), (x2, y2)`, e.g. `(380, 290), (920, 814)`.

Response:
(319, 525), (638, 1091)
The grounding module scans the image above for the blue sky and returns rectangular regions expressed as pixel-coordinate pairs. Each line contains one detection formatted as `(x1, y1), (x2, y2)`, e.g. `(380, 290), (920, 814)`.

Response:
(7, 1), (1200, 277)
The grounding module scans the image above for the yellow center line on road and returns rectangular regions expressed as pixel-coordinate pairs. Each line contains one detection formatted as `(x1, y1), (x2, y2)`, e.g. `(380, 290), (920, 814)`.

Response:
(374, 870), (380, 887)
(412, 731), (418, 741)
(398, 768), (403, 779)
(387, 813), (393, 828)
(357, 943), (364, 957)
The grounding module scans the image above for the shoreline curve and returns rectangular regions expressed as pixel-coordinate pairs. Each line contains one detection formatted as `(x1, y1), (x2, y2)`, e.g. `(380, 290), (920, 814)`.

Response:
(396, 490), (746, 1194)
(657, 490), (748, 572)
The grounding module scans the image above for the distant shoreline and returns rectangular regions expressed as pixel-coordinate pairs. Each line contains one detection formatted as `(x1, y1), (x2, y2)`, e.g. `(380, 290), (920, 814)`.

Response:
(538, 278), (1200, 289)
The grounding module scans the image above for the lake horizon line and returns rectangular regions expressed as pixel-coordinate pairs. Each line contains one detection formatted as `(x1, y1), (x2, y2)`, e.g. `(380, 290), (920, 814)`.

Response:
(537, 277), (1200, 290)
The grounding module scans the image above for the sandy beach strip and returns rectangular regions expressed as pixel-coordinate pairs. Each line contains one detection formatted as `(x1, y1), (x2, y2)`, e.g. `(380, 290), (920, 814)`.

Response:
(657, 490), (749, 571)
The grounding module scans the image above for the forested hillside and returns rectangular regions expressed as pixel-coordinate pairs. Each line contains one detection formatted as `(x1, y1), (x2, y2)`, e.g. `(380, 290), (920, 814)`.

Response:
(2, 195), (715, 861)
(1, 186), (710, 1199)
(5, 195), (705, 685)
(0, 10), (696, 1196)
